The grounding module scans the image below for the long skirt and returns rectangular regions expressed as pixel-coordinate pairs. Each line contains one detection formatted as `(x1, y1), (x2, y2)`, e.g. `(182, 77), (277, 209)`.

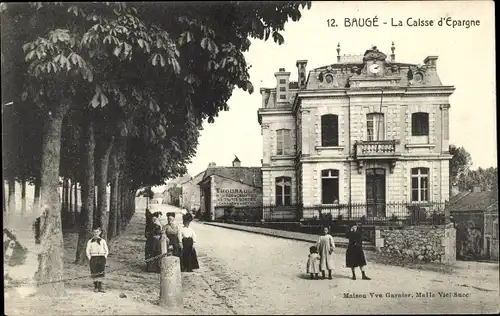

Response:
(181, 237), (199, 272)
(345, 245), (367, 268)
(146, 235), (162, 273)
(89, 256), (106, 278)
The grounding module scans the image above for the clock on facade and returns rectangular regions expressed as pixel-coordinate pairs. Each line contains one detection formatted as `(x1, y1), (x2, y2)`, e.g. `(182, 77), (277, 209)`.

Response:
(369, 63), (380, 74)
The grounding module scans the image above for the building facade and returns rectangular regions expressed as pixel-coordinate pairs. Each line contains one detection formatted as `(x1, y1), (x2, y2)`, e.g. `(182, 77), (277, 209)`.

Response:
(180, 171), (205, 212)
(257, 44), (454, 220)
(198, 157), (263, 221)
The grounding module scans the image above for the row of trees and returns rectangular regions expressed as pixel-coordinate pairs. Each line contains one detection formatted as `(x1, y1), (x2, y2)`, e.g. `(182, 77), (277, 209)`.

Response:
(1, 1), (311, 295)
(449, 144), (498, 193)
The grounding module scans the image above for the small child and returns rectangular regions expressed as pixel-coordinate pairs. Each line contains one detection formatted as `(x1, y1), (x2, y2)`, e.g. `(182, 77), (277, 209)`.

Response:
(86, 227), (109, 293)
(306, 245), (320, 280)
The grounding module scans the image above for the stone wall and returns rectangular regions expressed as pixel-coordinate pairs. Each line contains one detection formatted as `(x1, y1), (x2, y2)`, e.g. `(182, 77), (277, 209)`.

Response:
(375, 224), (456, 263)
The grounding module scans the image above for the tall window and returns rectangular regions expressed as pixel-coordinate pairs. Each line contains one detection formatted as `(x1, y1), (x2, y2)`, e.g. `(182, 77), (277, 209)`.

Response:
(275, 177), (291, 206)
(276, 129), (292, 155)
(412, 112), (429, 136)
(411, 168), (429, 202)
(321, 169), (339, 204)
(366, 113), (385, 141)
(321, 114), (339, 147)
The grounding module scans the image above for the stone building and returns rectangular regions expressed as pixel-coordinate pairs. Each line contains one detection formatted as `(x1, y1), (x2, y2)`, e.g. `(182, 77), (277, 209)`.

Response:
(448, 188), (498, 261)
(257, 44), (454, 219)
(198, 157), (263, 221)
(180, 171), (205, 212)
(163, 174), (191, 206)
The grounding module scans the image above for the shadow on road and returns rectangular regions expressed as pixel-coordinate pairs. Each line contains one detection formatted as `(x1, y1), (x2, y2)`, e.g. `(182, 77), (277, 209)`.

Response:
(296, 273), (351, 280)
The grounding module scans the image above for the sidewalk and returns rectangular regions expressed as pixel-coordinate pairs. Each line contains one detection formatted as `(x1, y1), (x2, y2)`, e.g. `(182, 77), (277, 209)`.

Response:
(201, 221), (375, 251)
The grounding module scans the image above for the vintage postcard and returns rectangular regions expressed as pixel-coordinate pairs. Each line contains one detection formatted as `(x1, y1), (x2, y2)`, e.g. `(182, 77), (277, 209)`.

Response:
(3, 1), (497, 315)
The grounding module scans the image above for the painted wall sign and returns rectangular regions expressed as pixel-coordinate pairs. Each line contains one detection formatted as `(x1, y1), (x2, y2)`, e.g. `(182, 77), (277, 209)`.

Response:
(215, 187), (260, 206)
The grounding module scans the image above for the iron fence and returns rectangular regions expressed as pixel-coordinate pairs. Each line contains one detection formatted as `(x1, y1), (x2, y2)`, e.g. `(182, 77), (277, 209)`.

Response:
(216, 201), (449, 226)
(302, 201), (448, 226)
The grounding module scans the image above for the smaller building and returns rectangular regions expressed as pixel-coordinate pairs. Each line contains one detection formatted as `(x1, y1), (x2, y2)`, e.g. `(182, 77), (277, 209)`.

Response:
(447, 188), (498, 261)
(163, 174), (191, 206)
(198, 157), (263, 221)
(180, 171), (205, 212)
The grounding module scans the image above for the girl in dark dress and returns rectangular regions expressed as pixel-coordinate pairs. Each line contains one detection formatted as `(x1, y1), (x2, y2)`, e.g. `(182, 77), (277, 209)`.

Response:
(346, 223), (371, 280)
(179, 213), (199, 272)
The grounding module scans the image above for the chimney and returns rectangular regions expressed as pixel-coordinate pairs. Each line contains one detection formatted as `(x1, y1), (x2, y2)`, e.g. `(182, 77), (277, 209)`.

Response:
(274, 68), (290, 104)
(472, 186), (481, 193)
(390, 42), (395, 62)
(336, 43), (341, 63)
(423, 56), (438, 69)
(208, 162), (216, 168)
(260, 87), (270, 108)
(232, 155), (241, 167)
(296, 60), (308, 89)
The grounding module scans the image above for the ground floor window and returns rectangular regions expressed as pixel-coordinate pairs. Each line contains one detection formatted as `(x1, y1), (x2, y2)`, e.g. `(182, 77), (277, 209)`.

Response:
(275, 177), (291, 206)
(411, 167), (429, 202)
(321, 169), (339, 204)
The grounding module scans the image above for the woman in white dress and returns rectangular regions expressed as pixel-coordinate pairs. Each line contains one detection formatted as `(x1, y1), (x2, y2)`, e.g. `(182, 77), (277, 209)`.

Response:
(179, 213), (199, 272)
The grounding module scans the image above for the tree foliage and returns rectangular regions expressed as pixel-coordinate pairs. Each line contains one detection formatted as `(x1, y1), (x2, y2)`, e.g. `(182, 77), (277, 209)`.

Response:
(449, 144), (472, 187)
(1, 0), (311, 291)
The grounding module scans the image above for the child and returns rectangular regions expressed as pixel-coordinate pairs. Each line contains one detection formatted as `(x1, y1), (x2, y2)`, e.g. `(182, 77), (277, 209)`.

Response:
(306, 245), (320, 280)
(317, 226), (335, 280)
(86, 227), (109, 292)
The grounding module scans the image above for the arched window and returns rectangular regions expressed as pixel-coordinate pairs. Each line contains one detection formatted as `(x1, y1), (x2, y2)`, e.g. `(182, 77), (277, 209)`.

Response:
(276, 129), (292, 155)
(411, 168), (429, 202)
(321, 114), (339, 147)
(366, 113), (385, 141)
(321, 169), (339, 204)
(275, 177), (292, 206)
(412, 112), (429, 136)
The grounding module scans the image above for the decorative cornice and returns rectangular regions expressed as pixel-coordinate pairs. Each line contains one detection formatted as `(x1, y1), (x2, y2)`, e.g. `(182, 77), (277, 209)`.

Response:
(439, 103), (451, 110)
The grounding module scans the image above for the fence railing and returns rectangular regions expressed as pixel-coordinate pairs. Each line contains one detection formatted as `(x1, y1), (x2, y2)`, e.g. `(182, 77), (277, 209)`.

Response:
(216, 201), (449, 226)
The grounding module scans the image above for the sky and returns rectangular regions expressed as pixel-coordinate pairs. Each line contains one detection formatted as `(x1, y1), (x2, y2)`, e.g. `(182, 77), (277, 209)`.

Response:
(178, 1), (496, 184)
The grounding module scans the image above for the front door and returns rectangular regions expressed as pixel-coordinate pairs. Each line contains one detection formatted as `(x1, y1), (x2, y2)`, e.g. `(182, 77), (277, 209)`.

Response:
(366, 168), (386, 218)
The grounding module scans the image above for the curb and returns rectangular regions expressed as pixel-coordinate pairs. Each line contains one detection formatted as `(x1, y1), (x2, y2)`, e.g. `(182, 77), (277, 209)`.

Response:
(202, 222), (375, 251)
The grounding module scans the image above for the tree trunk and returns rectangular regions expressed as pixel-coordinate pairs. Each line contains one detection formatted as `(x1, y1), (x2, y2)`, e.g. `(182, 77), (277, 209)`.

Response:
(74, 181), (78, 221)
(21, 177), (27, 214)
(3, 180), (6, 212)
(69, 181), (73, 226)
(8, 177), (15, 213)
(115, 176), (121, 236)
(96, 136), (114, 240)
(61, 178), (67, 227)
(33, 175), (41, 214)
(75, 121), (96, 265)
(108, 147), (119, 240)
(37, 101), (71, 295)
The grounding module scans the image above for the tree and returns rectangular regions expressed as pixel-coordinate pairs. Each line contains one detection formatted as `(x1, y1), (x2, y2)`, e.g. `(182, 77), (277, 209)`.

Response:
(449, 144), (472, 194)
(1, 1), (312, 295)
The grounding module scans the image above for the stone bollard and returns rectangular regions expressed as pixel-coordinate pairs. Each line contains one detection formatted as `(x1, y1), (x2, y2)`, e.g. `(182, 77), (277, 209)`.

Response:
(159, 232), (182, 309)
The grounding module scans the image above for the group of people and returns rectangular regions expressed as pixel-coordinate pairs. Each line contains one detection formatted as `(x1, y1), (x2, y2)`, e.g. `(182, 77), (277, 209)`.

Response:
(145, 210), (199, 273)
(307, 223), (371, 280)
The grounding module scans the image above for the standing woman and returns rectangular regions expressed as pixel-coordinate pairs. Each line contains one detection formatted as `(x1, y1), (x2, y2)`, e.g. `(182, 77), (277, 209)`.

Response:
(346, 223), (371, 280)
(179, 213), (199, 272)
(164, 212), (182, 257)
(145, 213), (163, 273)
(317, 226), (335, 280)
